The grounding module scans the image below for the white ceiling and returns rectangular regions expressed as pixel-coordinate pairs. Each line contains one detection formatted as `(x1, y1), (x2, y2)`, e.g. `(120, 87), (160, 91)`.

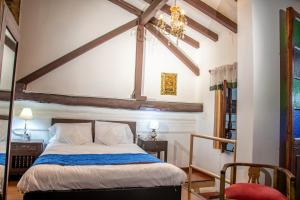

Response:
(124, 0), (237, 38)
(200, 0), (237, 21)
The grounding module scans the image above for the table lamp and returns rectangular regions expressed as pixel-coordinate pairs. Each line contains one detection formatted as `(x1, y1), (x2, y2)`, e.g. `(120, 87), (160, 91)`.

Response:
(19, 107), (33, 140)
(149, 120), (159, 141)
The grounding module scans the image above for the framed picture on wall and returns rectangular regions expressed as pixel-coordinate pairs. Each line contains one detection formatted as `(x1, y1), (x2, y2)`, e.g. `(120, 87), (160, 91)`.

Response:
(161, 73), (177, 95)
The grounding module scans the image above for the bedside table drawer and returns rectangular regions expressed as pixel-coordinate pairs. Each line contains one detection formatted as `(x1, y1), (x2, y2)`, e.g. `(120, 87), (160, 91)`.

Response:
(11, 143), (42, 152)
(141, 142), (167, 151)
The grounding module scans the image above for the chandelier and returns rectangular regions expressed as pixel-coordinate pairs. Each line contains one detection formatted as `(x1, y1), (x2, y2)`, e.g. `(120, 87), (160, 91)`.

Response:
(157, 0), (187, 43)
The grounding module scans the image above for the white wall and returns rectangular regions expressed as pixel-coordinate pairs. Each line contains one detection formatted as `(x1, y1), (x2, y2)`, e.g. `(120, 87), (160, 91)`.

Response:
(251, 0), (300, 165)
(17, 0), (200, 102)
(195, 31), (237, 174)
(237, 0), (300, 168)
(236, 0), (255, 164)
(143, 33), (199, 102)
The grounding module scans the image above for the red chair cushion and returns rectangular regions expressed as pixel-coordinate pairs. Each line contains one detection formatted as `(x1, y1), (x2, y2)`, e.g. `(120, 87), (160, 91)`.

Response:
(225, 183), (287, 200)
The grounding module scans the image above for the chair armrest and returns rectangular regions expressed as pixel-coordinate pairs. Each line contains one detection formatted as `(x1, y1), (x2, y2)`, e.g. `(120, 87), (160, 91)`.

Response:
(220, 163), (235, 200)
(277, 167), (295, 181)
(277, 167), (296, 200)
(221, 163), (236, 174)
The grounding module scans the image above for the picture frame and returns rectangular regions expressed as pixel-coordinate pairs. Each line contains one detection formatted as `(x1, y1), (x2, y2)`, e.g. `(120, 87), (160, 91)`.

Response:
(161, 73), (177, 95)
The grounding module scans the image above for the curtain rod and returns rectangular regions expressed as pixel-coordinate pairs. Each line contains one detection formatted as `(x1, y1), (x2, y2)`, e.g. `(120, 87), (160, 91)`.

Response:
(208, 62), (238, 73)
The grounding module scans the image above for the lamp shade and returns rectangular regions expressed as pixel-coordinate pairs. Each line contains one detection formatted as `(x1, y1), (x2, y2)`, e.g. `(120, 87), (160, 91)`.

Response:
(19, 108), (33, 120)
(149, 120), (159, 130)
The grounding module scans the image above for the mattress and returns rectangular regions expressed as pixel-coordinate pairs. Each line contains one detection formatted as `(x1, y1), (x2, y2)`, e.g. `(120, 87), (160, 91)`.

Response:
(17, 142), (187, 193)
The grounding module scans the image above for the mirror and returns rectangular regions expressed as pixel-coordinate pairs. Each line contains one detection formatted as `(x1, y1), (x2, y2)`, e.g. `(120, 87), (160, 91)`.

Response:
(0, 28), (17, 200)
(0, 30), (17, 200)
(0, 30), (16, 91)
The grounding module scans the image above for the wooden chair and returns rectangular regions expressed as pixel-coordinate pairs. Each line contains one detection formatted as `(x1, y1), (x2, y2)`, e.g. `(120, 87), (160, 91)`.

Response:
(220, 163), (296, 200)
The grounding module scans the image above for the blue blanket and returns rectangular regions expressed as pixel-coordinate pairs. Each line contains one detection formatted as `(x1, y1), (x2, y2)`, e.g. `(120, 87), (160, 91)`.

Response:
(33, 153), (162, 166)
(0, 153), (5, 165)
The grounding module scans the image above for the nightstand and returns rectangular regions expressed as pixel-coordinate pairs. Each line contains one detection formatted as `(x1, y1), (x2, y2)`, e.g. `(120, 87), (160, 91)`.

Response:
(9, 139), (44, 176)
(137, 137), (168, 162)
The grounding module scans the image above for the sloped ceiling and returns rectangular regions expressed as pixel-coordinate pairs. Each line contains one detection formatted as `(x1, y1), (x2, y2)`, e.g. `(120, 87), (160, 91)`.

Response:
(125, 0), (237, 36)
(201, 0), (237, 21)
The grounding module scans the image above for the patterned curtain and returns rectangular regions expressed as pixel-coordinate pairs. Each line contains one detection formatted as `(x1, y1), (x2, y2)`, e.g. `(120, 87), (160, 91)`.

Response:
(210, 63), (237, 149)
(210, 63), (237, 91)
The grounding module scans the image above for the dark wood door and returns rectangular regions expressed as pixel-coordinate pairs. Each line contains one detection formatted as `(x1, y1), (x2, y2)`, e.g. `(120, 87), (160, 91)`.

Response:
(280, 7), (300, 200)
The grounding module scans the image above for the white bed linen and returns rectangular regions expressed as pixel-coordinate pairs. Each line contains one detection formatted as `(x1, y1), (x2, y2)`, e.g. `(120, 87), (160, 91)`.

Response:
(0, 141), (6, 191)
(17, 143), (187, 193)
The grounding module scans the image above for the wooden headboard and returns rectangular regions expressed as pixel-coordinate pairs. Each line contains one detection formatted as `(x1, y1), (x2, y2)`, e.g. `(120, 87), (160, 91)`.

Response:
(51, 118), (137, 143)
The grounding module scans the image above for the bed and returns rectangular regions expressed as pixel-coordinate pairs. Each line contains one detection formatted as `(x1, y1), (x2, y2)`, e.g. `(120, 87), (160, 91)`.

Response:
(18, 118), (186, 200)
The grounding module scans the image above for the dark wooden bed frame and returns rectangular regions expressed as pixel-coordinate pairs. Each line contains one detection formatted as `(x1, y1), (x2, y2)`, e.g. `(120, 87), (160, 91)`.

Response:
(23, 118), (182, 200)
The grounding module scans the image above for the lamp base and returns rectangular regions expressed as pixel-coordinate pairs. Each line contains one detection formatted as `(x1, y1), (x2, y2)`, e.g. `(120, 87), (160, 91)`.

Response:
(151, 130), (157, 141)
(23, 132), (31, 141)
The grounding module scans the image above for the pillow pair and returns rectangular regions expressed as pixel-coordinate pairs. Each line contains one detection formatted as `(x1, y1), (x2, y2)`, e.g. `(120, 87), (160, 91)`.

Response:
(50, 121), (133, 145)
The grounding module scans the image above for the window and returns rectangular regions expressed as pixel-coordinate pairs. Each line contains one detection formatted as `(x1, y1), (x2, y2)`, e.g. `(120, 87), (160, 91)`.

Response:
(224, 87), (237, 152)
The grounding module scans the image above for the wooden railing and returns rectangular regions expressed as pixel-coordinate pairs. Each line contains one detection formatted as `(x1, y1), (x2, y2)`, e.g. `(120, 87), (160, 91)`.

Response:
(188, 134), (237, 193)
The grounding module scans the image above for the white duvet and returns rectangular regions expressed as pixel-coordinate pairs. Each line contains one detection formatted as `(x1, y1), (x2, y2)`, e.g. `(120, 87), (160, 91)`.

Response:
(0, 141), (6, 193)
(17, 142), (187, 193)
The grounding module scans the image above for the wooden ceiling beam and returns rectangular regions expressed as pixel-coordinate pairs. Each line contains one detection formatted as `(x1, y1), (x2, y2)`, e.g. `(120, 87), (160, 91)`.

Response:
(144, 0), (218, 41)
(133, 25), (147, 101)
(108, 0), (199, 48)
(0, 90), (11, 101)
(182, 12), (218, 42)
(183, 0), (237, 33)
(140, 0), (167, 25)
(146, 24), (200, 76)
(15, 90), (203, 112)
(5, 0), (21, 23)
(17, 19), (138, 85)
(107, 0), (142, 16)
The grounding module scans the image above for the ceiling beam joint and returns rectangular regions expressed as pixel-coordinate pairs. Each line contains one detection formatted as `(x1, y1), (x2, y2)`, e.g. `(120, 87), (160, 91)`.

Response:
(143, 0), (218, 41)
(108, 0), (199, 48)
(140, 0), (167, 25)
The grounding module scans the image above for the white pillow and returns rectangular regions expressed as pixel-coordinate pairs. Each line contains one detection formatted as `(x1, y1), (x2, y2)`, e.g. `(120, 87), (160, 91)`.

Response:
(48, 135), (57, 144)
(0, 120), (8, 141)
(48, 125), (56, 137)
(55, 123), (93, 145)
(95, 121), (133, 145)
